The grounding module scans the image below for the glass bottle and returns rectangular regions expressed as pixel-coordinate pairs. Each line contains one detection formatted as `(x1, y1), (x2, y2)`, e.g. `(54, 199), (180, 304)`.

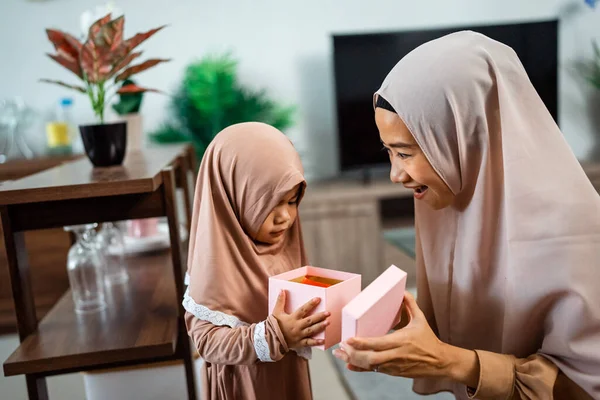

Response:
(97, 222), (129, 285)
(64, 224), (107, 314)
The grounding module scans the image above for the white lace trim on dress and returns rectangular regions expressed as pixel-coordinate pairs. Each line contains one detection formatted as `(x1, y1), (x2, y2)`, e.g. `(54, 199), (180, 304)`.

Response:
(183, 275), (311, 361)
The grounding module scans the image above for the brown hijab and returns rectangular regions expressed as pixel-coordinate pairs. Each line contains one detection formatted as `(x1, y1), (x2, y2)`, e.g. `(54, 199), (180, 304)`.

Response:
(184, 122), (308, 326)
(376, 31), (600, 397)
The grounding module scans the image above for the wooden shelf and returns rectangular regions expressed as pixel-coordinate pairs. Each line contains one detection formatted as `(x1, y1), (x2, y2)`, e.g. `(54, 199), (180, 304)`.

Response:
(3, 251), (178, 377)
(0, 145), (187, 206)
(0, 144), (198, 399)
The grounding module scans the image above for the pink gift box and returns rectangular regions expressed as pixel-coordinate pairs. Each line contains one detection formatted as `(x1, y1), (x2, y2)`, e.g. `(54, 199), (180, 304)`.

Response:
(268, 266), (361, 350)
(341, 264), (407, 342)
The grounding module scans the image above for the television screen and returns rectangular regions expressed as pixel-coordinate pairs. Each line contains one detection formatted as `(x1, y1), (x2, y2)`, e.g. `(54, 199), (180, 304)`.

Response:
(332, 20), (558, 171)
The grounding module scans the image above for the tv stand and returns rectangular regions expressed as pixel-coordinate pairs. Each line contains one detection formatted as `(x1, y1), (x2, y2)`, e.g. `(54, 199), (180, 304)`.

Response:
(361, 168), (372, 185)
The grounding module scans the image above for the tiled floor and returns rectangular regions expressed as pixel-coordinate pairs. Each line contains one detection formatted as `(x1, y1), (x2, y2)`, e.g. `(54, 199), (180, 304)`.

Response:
(0, 335), (87, 400)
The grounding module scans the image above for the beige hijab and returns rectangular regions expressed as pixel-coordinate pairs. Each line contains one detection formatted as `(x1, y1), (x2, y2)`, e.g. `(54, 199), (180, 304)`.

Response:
(376, 31), (600, 397)
(185, 122), (307, 325)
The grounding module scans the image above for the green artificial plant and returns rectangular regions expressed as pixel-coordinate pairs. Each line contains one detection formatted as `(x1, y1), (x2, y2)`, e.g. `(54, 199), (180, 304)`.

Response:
(150, 53), (295, 160)
(112, 78), (144, 115)
(583, 40), (600, 90)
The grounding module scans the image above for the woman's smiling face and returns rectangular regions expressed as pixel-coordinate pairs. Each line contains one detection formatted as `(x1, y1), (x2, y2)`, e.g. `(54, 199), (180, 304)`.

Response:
(376, 107), (455, 210)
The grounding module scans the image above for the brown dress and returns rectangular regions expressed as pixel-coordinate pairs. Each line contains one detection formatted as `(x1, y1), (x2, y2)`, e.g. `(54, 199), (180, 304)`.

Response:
(185, 314), (312, 400)
(183, 123), (313, 399)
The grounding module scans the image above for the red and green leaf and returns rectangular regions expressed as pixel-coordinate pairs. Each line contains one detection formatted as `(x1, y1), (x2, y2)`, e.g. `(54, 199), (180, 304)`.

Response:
(84, 15), (128, 81)
(46, 29), (84, 78)
(46, 29), (82, 59)
(47, 53), (83, 79)
(63, 33), (83, 55)
(39, 79), (86, 93)
(99, 64), (112, 79)
(80, 38), (101, 83)
(117, 83), (160, 94)
(95, 15), (125, 52)
(115, 58), (170, 82)
(87, 13), (112, 40)
(124, 25), (167, 52)
(107, 51), (142, 79)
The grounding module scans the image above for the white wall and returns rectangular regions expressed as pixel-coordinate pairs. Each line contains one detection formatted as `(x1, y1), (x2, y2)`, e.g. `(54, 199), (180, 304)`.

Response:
(1, 0), (599, 180)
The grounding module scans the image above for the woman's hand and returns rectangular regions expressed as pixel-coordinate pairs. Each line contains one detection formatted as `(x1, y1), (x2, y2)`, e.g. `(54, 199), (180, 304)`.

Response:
(272, 290), (330, 349)
(333, 292), (479, 387)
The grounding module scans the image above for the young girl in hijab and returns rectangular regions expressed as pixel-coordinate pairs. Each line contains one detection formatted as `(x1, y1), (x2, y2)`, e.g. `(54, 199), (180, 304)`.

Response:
(334, 31), (600, 399)
(183, 122), (329, 400)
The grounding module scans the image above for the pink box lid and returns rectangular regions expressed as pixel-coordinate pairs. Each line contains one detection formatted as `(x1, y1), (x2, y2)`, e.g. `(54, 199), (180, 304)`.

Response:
(341, 265), (407, 341)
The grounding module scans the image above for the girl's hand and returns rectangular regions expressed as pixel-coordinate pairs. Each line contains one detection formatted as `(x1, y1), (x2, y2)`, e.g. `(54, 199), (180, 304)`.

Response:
(272, 290), (330, 349)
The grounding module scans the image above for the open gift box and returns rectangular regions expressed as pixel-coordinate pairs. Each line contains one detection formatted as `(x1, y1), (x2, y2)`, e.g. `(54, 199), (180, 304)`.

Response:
(268, 266), (361, 350)
(268, 264), (407, 351)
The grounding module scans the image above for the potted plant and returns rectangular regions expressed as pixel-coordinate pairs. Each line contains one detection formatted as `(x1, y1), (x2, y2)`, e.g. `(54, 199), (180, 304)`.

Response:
(581, 40), (600, 89)
(149, 53), (295, 163)
(579, 39), (600, 160)
(41, 13), (169, 166)
(112, 78), (145, 150)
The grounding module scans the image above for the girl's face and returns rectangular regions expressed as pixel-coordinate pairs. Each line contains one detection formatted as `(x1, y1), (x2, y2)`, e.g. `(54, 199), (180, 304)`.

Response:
(255, 185), (301, 245)
(376, 108), (455, 210)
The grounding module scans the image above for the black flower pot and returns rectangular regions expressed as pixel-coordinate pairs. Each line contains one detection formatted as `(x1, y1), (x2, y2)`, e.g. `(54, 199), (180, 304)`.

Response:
(79, 121), (127, 167)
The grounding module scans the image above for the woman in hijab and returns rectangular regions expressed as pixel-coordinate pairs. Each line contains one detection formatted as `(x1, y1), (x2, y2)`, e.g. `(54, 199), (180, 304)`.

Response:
(334, 31), (600, 399)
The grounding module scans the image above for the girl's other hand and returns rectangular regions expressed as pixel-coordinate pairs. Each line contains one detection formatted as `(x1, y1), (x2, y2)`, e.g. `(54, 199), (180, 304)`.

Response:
(272, 290), (330, 349)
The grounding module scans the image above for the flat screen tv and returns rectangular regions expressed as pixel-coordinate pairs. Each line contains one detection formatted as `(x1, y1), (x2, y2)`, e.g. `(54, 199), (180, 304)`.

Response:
(332, 20), (558, 172)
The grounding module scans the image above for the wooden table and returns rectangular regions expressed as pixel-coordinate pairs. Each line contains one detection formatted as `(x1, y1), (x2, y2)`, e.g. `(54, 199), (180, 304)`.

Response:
(0, 145), (198, 400)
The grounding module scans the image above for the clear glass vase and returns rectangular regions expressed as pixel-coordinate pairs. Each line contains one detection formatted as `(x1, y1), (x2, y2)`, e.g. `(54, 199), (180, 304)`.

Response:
(97, 222), (129, 285)
(64, 224), (107, 314)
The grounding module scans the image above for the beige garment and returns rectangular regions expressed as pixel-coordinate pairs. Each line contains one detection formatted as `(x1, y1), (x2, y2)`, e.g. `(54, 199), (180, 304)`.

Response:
(182, 122), (312, 399)
(467, 351), (591, 400)
(185, 314), (312, 400)
(376, 31), (600, 399)
(185, 122), (308, 323)
(416, 351), (593, 400)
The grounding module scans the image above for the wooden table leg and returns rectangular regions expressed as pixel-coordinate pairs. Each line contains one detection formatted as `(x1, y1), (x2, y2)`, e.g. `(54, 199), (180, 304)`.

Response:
(185, 145), (197, 176)
(177, 319), (198, 400)
(25, 374), (50, 400)
(161, 167), (197, 400)
(177, 155), (193, 230)
(1, 206), (49, 399)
